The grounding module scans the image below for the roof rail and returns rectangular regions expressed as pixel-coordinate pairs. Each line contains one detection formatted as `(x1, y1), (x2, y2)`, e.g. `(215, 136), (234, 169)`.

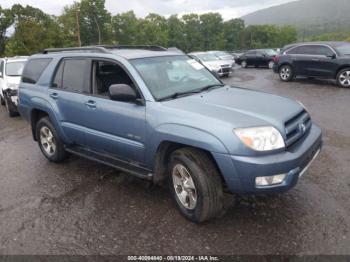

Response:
(97, 45), (168, 51)
(42, 46), (110, 54)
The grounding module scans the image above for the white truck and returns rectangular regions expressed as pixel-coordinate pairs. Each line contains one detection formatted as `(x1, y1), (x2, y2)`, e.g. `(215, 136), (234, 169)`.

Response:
(0, 56), (28, 117)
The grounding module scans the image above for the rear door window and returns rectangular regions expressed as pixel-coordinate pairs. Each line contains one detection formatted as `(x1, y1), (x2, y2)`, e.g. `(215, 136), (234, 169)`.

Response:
(53, 59), (91, 94)
(286, 46), (307, 55)
(22, 58), (51, 84)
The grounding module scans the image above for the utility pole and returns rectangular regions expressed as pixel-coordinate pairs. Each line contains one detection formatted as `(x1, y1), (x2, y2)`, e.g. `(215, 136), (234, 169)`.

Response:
(75, 8), (82, 47)
(93, 15), (101, 45)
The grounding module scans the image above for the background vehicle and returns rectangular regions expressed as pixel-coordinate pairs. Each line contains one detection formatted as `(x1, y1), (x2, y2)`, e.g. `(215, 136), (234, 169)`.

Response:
(188, 52), (234, 77)
(237, 49), (277, 69)
(18, 45), (322, 223)
(231, 50), (246, 61)
(208, 51), (235, 63)
(0, 56), (28, 117)
(273, 41), (350, 88)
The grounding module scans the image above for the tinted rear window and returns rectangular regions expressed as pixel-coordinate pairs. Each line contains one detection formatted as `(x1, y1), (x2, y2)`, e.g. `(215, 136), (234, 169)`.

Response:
(22, 58), (52, 84)
(61, 59), (90, 94)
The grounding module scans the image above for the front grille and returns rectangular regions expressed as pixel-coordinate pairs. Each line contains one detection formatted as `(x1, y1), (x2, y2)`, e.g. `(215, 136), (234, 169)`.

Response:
(221, 66), (232, 73)
(284, 110), (312, 148)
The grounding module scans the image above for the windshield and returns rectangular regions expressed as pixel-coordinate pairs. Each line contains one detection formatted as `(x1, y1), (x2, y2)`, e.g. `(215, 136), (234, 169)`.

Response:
(131, 56), (222, 101)
(213, 51), (230, 57)
(335, 43), (350, 55)
(196, 53), (220, 61)
(262, 49), (278, 56)
(6, 61), (26, 77)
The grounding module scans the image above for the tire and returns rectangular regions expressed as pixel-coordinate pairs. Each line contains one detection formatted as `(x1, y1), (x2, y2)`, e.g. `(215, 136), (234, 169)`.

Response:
(169, 148), (224, 223)
(36, 116), (67, 163)
(268, 61), (274, 69)
(336, 68), (350, 88)
(241, 61), (247, 68)
(4, 96), (18, 117)
(279, 64), (294, 82)
(0, 95), (5, 106)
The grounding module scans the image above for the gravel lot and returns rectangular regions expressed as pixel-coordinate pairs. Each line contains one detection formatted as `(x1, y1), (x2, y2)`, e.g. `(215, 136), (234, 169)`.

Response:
(0, 68), (349, 255)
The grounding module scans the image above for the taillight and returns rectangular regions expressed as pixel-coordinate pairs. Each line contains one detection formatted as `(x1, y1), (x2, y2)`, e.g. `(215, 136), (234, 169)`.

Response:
(273, 55), (280, 63)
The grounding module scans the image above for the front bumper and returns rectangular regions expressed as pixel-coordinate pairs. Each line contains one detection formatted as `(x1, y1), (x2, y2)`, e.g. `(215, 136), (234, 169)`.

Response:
(212, 123), (322, 194)
(273, 63), (279, 73)
(4, 89), (18, 107)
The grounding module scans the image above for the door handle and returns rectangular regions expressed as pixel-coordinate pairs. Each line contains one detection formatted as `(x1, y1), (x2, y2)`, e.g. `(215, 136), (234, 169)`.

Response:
(85, 100), (96, 108)
(50, 93), (59, 100)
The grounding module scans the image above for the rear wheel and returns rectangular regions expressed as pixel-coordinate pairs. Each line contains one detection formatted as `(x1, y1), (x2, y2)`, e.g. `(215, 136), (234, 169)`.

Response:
(279, 65), (294, 82)
(336, 68), (350, 88)
(241, 61), (247, 68)
(268, 61), (274, 69)
(36, 117), (67, 163)
(169, 148), (224, 223)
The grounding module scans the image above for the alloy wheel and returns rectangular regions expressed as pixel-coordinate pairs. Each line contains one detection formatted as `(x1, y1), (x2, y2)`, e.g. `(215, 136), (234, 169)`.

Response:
(280, 67), (291, 80)
(339, 71), (350, 87)
(172, 164), (197, 210)
(40, 126), (56, 156)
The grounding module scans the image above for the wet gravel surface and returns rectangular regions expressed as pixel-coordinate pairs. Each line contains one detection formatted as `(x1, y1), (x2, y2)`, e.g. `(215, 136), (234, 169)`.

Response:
(0, 68), (349, 255)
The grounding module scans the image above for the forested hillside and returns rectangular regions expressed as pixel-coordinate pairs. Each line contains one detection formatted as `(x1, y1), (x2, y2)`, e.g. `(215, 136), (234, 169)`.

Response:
(242, 0), (350, 38)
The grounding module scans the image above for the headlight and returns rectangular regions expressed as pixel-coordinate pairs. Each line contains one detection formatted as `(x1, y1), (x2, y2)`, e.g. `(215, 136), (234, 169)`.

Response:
(234, 126), (285, 151)
(297, 100), (308, 111)
(207, 65), (221, 72)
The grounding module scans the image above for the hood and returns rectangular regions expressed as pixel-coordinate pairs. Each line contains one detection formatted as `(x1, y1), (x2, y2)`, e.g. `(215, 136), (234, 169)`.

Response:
(4, 76), (21, 90)
(162, 86), (303, 135)
(203, 60), (233, 68)
(219, 55), (234, 61)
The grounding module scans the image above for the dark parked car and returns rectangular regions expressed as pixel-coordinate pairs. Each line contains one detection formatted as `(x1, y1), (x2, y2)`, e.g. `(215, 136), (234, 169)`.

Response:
(237, 49), (278, 69)
(273, 41), (350, 88)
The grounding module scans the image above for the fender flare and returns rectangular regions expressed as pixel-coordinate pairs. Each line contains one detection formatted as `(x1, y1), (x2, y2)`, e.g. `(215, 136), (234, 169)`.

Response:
(29, 97), (70, 143)
(146, 123), (229, 168)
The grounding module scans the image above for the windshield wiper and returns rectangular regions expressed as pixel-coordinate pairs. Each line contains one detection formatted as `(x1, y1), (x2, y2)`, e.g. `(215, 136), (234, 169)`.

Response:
(158, 84), (225, 102)
(198, 84), (225, 93)
(158, 90), (202, 101)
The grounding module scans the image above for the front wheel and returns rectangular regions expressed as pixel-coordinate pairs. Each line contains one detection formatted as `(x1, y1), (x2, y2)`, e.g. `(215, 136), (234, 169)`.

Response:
(169, 148), (224, 223)
(0, 95), (5, 106)
(336, 68), (350, 88)
(268, 61), (274, 69)
(241, 61), (247, 68)
(279, 65), (294, 82)
(4, 96), (18, 117)
(36, 117), (67, 163)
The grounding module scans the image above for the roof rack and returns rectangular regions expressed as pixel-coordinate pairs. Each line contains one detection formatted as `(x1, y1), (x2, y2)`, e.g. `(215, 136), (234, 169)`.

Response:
(97, 45), (168, 51)
(42, 45), (168, 55)
(42, 46), (110, 54)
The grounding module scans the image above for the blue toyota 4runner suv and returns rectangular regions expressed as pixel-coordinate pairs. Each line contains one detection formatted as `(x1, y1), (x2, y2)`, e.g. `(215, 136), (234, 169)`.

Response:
(18, 45), (322, 223)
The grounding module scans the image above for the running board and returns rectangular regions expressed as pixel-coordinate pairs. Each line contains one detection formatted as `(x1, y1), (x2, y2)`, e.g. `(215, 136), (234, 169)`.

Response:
(65, 145), (153, 180)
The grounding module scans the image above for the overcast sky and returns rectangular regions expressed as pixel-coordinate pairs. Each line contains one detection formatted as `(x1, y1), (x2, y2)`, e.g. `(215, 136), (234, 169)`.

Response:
(2, 0), (297, 19)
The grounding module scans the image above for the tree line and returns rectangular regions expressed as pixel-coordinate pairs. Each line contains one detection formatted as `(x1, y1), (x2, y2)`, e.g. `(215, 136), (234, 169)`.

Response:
(0, 0), (298, 56)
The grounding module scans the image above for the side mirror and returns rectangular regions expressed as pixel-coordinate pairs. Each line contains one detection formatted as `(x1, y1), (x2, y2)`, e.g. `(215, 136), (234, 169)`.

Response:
(327, 53), (336, 59)
(109, 84), (138, 103)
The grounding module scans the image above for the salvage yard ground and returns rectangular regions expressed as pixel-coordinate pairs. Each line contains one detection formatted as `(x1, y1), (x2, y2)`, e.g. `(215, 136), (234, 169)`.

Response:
(0, 68), (349, 255)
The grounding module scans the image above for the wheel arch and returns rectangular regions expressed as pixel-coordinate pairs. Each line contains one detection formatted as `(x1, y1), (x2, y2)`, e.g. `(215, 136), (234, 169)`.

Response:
(30, 109), (49, 141)
(152, 141), (229, 190)
(335, 65), (350, 78)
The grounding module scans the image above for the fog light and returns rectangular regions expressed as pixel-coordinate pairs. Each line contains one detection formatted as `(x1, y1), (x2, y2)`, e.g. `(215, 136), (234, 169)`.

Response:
(255, 174), (287, 186)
